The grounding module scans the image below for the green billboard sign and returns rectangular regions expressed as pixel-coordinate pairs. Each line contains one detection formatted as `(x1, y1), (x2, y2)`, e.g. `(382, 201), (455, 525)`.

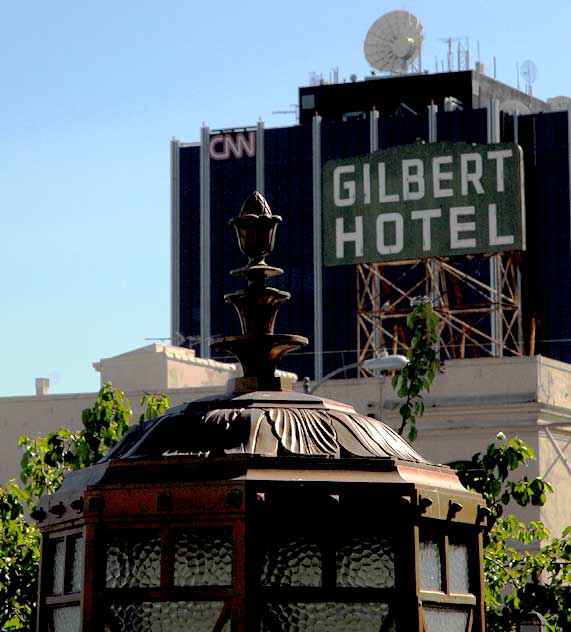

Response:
(322, 142), (525, 266)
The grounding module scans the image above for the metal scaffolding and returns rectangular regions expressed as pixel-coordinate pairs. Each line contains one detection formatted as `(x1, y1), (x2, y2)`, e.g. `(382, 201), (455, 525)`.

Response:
(357, 254), (524, 369)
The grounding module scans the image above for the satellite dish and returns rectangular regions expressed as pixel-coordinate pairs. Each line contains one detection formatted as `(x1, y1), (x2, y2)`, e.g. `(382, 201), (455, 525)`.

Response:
(520, 60), (537, 84)
(547, 96), (571, 111)
(499, 99), (532, 115)
(364, 10), (424, 74)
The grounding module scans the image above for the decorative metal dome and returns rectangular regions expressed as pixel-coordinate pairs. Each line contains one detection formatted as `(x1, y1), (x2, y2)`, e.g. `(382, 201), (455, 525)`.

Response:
(101, 192), (427, 464)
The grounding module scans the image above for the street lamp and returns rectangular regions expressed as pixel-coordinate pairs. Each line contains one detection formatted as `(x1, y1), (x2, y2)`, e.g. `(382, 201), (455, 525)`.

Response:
(363, 350), (409, 419)
(362, 350), (409, 373)
(307, 350), (409, 397)
(33, 193), (487, 632)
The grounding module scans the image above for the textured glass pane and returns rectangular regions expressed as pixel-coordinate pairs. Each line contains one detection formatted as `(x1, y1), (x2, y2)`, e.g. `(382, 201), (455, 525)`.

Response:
(449, 543), (470, 593)
(420, 538), (442, 591)
(51, 605), (81, 632)
(174, 527), (232, 587)
(106, 531), (161, 588)
(107, 601), (224, 632)
(221, 616), (231, 632)
(423, 606), (469, 632)
(262, 602), (393, 632)
(261, 537), (322, 586)
(68, 536), (84, 593)
(49, 539), (66, 595)
(336, 536), (395, 588)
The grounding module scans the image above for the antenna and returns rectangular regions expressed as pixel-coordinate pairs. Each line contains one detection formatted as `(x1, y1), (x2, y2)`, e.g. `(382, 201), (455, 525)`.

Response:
(272, 104), (299, 120)
(364, 10), (424, 74)
(439, 37), (461, 71)
(308, 72), (322, 86)
(520, 60), (537, 96)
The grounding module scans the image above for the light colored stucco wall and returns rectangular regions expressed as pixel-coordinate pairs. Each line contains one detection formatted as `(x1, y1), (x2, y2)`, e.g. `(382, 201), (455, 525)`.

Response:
(93, 343), (237, 391)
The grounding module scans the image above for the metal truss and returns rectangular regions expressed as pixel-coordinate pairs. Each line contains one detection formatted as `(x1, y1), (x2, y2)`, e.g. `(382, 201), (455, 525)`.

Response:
(357, 254), (523, 370)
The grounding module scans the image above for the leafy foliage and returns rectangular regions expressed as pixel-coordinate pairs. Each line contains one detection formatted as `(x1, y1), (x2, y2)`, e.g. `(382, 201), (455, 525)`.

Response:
(0, 482), (40, 630)
(139, 391), (169, 424)
(484, 516), (571, 632)
(18, 383), (132, 507)
(455, 432), (553, 532)
(458, 432), (570, 632)
(0, 384), (168, 630)
(392, 296), (442, 441)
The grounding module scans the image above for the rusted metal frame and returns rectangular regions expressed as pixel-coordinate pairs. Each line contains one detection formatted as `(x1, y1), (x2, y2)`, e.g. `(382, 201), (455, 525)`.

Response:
(376, 256), (518, 307)
(357, 264), (376, 309)
(359, 253), (522, 361)
(365, 305), (519, 358)
(437, 257), (518, 306)
(437, 257), (508, 303)
(498, 259), (523, 352)
(373, 261), (428, 299)
(498, 255), (517, 303)
(426, 259), (448, 309)
(377, 305), (515, 317)
(376, 272), (428, 313)
(433, 313), (498, 357)
(501, 309), (522, 350)
(435, 310), (521, 356)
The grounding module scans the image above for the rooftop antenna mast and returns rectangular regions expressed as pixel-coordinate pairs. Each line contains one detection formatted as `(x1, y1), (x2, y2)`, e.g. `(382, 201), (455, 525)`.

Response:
(439, 36), (463, 71)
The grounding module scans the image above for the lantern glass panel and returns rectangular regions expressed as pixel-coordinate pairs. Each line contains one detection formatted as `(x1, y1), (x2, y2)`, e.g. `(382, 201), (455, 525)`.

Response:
(449, 543), (470, 593)
(50, 605), (81, 632)
(49, 538), (66, 595)
(336, 535), (394, 588)
(106, 600), (225, 632)
(261, 536), (322, 587)
(174, 527), (232, 587)
(105, 531), (161, 588)
(261, 601), (393, 631)
(419, 537), (442, 591)
(422, 605), (469, 631)
(68, 536), (84, 593)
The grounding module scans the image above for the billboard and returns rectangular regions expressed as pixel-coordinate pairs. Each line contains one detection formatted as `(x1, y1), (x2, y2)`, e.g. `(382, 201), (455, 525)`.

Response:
(323, 142), (525, 266)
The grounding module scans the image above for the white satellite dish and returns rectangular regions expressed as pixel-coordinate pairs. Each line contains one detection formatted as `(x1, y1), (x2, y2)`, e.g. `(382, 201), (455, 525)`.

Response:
(364, 10), (424, 74)
(547, 96), (571, 111)
(520, 60), (537, 85)
(519, 59), (537, 96)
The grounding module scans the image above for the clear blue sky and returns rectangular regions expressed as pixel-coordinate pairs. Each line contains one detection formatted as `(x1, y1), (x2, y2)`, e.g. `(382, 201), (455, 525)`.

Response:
(1, 0), (569, 396)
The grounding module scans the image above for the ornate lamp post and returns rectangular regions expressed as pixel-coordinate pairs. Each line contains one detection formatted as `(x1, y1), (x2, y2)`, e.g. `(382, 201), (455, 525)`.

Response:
(34, 192), (488, 632)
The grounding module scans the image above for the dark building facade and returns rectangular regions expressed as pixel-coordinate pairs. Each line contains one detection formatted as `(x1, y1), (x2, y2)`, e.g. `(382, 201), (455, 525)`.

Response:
(171, 72), (570, 381)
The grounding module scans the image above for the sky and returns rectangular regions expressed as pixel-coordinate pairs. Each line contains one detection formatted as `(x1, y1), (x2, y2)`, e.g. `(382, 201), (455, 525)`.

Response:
(1, 0), (570, 397)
